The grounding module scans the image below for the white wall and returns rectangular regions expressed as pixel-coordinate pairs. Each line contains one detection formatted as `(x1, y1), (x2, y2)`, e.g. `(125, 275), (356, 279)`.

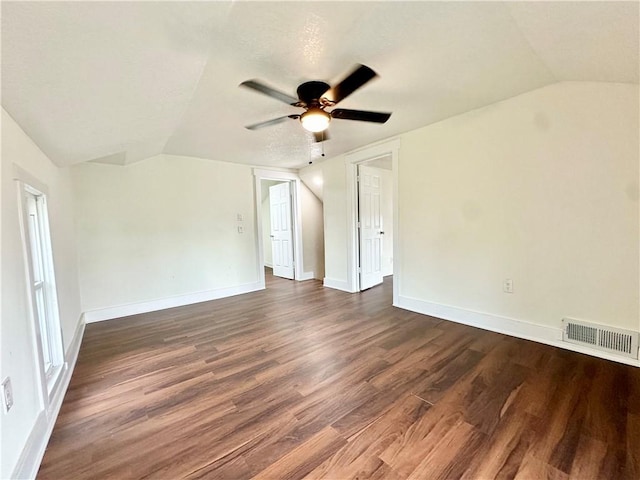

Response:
(400, 82), (638, 332)
(72, 154), (260, 315)
(300, 181), (324, 279)
(298, 163), (324, 201)
(318, 154), (349, 288)
(1, 109), (82, 478)
(317, 82), (639, 345)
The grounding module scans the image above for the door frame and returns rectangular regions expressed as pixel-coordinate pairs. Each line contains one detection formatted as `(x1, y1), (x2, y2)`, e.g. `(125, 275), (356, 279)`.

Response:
(345, 138), (400, 302)
(253, 169), (308, 287)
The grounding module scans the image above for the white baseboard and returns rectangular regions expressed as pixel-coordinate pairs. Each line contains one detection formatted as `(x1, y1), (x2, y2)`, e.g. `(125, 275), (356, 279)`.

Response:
(12, 411), (47, 480)
(323, 277), (354, 293)
(84, 282), (264, 323)
(395, 295), (640, 368)
(298, 271), (315, 281)
(12, 315), (86, 479)
(67, 315), (85, 362)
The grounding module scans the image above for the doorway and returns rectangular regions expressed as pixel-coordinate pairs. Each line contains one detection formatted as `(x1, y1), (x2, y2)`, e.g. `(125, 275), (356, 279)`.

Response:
(357, 158), (393, 290)
(253, 169), (306, 288)
(345, 139), (400, 302)
(261, 179), (295, 280)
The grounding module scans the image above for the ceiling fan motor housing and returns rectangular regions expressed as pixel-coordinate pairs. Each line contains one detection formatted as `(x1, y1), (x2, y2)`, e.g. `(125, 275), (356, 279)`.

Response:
(296, 81), (332, 107)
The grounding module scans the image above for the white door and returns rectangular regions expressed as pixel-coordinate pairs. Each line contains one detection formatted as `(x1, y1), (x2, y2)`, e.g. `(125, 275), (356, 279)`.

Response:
(358, 165), (384, 290)
(269, 182), (295, 279)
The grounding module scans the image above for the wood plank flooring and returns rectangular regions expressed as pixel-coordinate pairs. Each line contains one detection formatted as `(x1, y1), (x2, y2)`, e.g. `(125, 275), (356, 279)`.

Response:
(38, 271), (640, 479)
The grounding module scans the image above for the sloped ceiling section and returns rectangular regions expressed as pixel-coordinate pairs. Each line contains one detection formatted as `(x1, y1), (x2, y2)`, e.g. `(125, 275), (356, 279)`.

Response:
(1, 2), (638, 169)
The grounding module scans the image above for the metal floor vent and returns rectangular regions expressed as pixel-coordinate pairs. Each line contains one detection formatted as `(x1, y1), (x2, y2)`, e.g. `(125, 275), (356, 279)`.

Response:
(562, 318), (639, 359)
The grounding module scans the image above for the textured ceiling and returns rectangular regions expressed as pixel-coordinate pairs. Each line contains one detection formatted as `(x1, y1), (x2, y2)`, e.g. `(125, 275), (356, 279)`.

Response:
(2, 1), (638, 169)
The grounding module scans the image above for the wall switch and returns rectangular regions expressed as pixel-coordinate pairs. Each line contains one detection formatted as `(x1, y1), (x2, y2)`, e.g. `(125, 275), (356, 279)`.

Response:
(503, 278), (513, 294)
(1, 377), (14, 413)
(237, 226), (244, 234)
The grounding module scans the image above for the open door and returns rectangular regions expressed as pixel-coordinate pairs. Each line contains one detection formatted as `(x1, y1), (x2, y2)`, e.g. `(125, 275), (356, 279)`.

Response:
(358, 165), (384, 290)
(269, 182), (295, 279)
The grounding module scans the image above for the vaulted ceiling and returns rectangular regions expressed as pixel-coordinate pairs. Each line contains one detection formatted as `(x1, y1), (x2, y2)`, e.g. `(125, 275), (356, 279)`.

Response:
(2, 2), (638, 169)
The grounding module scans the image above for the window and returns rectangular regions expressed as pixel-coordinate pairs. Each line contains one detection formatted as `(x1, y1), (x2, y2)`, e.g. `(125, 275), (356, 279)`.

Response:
(20, 183), (64, 393)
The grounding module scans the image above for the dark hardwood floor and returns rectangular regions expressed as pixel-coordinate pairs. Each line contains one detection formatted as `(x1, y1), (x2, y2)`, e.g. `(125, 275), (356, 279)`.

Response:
(38, 271), (639, 479)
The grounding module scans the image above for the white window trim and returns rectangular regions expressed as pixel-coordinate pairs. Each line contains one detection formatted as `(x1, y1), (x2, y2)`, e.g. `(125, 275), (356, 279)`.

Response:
(13, 165), (66, 407)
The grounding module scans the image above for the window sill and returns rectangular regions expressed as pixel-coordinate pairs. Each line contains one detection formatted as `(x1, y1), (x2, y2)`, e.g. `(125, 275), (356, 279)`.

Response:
(46, 363), (65, 398)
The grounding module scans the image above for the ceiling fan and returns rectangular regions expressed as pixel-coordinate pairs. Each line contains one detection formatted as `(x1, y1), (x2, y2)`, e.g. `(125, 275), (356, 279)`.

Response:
(240, 64), (391, 142)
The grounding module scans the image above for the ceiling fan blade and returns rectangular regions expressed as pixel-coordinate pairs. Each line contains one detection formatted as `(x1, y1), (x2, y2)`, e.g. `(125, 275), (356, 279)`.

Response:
(245, 115), (295, 130)
(313, 130), (330, 143)
(240, 80), (298, 105)
(326, 64), (378, 105)
(331, 108), (391, 123)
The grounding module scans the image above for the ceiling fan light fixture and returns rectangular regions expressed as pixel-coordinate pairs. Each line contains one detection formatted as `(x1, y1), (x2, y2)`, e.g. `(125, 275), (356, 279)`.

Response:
(300, 108), (331, 132)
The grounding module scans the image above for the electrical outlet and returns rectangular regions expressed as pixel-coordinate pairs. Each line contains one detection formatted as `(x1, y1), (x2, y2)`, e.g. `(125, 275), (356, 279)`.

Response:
(1, 377), (14, 413)
(236, 213), (243, 222)
(503, 278), (513, 294)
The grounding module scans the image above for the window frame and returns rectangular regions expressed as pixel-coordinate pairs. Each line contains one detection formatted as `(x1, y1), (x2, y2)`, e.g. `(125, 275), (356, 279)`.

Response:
(15, 171), (65, 403)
